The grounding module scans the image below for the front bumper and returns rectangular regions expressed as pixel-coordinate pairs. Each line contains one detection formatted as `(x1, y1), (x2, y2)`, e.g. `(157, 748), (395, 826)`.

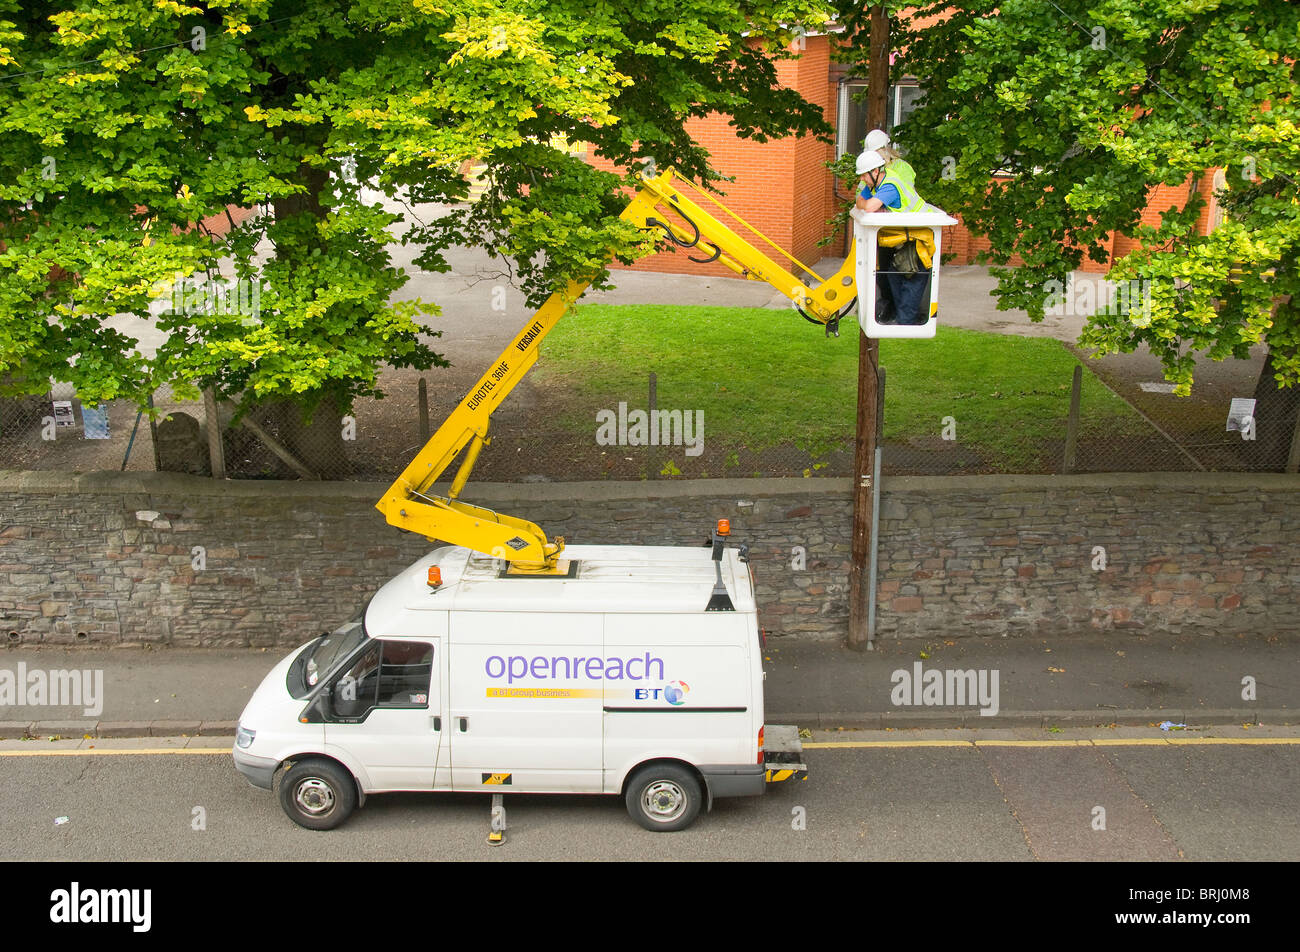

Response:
(232, 747), (279, 790)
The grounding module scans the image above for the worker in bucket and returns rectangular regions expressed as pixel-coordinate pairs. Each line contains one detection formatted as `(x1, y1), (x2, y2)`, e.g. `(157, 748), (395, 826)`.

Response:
(855, 150), (930, 325)
(864, 128), (916, 186)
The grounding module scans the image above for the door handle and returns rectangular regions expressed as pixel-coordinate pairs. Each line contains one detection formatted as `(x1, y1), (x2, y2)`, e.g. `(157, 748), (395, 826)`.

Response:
(432, 716), (441, 731)
(458, 716), (468, 732)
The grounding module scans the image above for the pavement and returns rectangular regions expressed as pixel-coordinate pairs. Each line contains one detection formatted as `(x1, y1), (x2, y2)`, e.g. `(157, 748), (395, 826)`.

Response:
(2, 632), (1295, 739)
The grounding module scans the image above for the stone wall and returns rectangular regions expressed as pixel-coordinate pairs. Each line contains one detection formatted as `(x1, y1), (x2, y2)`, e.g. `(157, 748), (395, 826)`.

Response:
(0, 471), (1296, 645)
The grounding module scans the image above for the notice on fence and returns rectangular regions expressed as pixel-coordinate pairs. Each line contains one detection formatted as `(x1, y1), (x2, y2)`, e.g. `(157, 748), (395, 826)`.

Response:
(1226, 397), (1256, 433)
(81, 405), (110, 440)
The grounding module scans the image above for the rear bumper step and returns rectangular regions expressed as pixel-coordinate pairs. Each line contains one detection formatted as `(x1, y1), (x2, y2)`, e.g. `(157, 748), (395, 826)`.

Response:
(762, 724), (808, 783)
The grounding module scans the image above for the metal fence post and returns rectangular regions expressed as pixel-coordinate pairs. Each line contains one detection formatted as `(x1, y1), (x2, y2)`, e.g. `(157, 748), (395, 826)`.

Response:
(866, 366), (885, 649)
(203, 388), (226, 479)
(1063, 365), (1082, 474)
(1286, 399), (1300, 474)
(418, 377), (430, 442)
(147, 392), (162, 472)
(648, 371), (657, 478)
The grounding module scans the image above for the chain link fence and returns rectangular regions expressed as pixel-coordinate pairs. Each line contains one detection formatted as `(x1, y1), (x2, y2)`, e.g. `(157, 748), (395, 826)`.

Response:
(0, 384), (190, 474)
(3, 358), (1297, 480)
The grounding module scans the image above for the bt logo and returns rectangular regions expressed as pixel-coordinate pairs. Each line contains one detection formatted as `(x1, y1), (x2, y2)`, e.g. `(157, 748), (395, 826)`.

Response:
(634, 681), (691, 705)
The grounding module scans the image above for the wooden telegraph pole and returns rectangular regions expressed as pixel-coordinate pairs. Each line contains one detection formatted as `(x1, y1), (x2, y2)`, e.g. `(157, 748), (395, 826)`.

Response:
(848, 4), (889, 649)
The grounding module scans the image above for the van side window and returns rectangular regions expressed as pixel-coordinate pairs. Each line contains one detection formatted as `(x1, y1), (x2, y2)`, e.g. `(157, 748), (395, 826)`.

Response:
(377, 641), (434, 709)
(331, 642), (381, 719)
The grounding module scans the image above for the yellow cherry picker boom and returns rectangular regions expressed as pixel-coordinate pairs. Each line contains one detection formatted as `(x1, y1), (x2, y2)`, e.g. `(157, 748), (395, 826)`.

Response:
(375, 167), (867, 574)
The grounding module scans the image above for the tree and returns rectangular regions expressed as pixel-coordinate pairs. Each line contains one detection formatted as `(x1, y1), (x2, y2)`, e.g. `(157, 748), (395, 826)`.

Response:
(839, 0), (1299, 463)
(0, 0), (832, 472)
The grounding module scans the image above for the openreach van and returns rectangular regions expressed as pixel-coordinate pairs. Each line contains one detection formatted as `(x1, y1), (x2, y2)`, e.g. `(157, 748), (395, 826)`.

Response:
(233, 528), (806, 832)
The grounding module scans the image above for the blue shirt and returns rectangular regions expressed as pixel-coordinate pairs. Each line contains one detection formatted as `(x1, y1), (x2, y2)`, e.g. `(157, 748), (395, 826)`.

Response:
(859, 182), (901, 208)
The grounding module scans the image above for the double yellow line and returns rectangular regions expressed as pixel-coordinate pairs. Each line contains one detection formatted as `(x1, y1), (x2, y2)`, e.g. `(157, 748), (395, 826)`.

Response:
(0, 747), (231, 757)
(805, 737), (1300, 749)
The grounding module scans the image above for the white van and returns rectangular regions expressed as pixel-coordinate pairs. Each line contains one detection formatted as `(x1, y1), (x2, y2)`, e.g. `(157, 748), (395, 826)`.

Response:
(233, 536), (805, 831)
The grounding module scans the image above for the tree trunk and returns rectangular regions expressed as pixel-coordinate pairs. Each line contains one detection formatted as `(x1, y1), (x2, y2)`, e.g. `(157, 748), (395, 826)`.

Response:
(273, 161), (329, 223)
(1246, 348), (1300, 471)
(280, 393), (354, 479)
(0, 371), (47, 440)
(264, 151), (352, 477)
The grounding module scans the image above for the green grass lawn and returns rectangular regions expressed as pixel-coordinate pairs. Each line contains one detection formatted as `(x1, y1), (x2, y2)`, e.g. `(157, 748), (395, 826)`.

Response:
(532, 303), (1151, 472)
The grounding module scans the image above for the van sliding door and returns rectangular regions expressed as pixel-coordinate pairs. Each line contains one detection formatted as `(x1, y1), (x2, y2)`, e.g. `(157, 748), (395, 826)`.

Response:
(448, 612), (604, 793)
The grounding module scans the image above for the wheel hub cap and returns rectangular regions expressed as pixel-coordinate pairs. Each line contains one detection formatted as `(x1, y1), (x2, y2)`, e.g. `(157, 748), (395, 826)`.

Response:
(295, 778), (335, 815)
(642, 781), (685, 822)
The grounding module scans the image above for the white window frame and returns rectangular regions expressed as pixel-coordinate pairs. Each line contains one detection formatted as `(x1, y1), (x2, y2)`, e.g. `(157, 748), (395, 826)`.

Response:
(837, 80), (869, 157)
(837, 78), (923, 158)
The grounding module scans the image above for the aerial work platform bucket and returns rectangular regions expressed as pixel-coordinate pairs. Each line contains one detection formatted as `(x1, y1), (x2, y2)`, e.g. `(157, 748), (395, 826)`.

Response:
(852, 206), (958, 339)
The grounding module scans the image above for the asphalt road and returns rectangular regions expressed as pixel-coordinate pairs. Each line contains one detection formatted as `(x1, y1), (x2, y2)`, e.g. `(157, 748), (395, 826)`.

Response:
(3, 728), (1296, 862)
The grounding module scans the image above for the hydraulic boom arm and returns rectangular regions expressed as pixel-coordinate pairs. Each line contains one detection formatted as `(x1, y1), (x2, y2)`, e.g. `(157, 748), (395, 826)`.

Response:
(375, 168), (859, 572)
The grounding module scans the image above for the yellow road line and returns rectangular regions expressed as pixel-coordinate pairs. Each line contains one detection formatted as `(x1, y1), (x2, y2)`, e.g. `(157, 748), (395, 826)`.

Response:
(0, 747), (230, 757)
(804, 737), (1300, 750)
(1088, 737), (1300, 746)
(806, 740), (972, 749)
(968, 739), (1094, 747)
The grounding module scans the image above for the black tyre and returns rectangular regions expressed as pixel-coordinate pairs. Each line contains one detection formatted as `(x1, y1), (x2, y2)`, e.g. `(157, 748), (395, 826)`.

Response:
(625, 764), (703, 832)
(278, 759), (357, 831)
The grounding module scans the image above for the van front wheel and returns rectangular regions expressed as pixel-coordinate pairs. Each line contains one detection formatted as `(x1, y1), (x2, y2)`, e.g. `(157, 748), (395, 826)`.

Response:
(625, 764), (702, 832)
(279, 759), (357, 831)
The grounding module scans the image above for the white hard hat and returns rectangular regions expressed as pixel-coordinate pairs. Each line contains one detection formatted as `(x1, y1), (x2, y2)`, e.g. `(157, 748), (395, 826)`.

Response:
(864, 129), (891, 151)
(856, 151), (885, 175)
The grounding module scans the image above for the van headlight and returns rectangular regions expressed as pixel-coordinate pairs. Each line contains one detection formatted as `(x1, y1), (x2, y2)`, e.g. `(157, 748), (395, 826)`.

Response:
(235, 726), (257, 749)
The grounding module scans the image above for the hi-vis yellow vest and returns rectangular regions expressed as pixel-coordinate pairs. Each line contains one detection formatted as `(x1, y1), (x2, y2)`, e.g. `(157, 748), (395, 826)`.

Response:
(876, 169), (933, 267)
(889, 159), (917, 187)
(882, 167), (925, 213)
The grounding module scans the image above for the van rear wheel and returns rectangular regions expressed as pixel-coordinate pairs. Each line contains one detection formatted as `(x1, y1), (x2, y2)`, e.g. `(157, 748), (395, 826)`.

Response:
(279, 759), (357, 831)
(625, 764), (702, 832)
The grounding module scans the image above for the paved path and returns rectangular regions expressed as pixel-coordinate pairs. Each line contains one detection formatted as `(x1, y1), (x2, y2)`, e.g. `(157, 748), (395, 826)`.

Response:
(3, 634), (1294, 735)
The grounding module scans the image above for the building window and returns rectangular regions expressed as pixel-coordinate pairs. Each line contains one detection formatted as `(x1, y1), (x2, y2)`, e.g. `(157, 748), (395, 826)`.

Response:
(891, 81), (924, 133)
(1209, 168), (1227, 233)
(837, 80), (868, 157)
(837, 79), (924, 157)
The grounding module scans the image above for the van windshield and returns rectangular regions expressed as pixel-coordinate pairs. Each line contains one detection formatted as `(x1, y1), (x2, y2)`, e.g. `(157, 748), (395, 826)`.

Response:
(305, 615), (368, 689)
